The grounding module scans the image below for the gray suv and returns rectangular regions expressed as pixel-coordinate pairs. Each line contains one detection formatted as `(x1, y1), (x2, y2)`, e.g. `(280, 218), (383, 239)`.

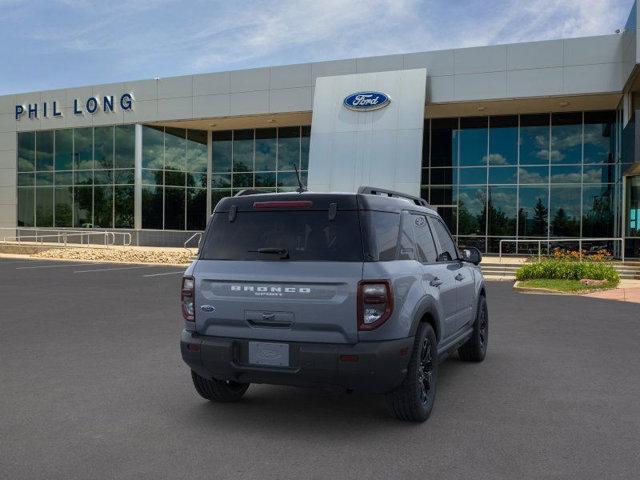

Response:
(180, 187), (488, 422)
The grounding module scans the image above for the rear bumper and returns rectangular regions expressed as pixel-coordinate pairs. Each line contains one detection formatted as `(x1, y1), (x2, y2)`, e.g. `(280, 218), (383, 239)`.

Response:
(181, 330), (414, 394)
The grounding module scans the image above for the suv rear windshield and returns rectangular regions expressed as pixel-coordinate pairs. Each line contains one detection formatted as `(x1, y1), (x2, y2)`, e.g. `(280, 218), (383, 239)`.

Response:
(200, 210), (364, 261)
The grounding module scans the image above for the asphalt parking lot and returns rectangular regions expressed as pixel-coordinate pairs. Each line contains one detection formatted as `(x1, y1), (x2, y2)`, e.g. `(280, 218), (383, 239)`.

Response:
(1, 258), (639, 480)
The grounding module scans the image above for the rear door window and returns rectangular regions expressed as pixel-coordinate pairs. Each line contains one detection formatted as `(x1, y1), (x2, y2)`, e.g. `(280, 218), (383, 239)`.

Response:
(412, 214), (438, 263)
(200, 210), (363, 261)
(363, 211), (400, 261)
(428, 216), (458, 261)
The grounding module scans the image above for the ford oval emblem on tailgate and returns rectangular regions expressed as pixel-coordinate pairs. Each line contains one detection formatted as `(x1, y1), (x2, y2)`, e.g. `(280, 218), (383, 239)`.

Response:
(200, 305), (215, 312)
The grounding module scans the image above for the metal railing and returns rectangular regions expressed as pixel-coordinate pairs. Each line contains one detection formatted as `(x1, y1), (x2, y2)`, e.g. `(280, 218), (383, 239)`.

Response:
(183, 232), (202, 249)
(498, 238), (625, 262)
(0, 228), (132, 248)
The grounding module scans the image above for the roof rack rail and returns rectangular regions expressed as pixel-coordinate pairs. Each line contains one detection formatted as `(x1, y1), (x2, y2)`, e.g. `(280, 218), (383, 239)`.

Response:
(357, 186), (430, 208)
(234, 189), (263, 197)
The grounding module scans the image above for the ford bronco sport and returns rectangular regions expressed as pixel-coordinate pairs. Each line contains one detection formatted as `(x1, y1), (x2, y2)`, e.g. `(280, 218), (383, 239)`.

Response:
(180, 186), (488, 422)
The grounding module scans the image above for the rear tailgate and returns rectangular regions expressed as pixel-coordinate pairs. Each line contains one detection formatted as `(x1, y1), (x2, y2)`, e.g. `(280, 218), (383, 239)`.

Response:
(194, 261), (362, 344)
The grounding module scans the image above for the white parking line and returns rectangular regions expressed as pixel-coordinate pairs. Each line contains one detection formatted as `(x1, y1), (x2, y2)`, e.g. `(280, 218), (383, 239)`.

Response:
(142, 271), (185, 277)
(74, 265), (158, 273)
(16, 263), (91, 270)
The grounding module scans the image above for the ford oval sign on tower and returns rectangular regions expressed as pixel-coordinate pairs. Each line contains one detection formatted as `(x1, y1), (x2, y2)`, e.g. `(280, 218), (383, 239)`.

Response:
(343, 91), (390, 111)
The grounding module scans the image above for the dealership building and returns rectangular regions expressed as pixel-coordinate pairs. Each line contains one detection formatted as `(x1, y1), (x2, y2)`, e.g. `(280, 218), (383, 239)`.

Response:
(2, 5), (640, 256)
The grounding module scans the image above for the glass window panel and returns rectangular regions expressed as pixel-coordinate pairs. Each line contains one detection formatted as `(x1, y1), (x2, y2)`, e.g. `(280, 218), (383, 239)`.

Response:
(422, 119), (430, 169)
(142, 169), (163, 186)
(165, 127), (186, 171)
(255, 128), (277, 171)
(212, 174), (231, 188)
(255, 172), (276, 187)
(114, 186), (134, 228)
(165, 170), (185, 187)
(436, 206), (457, 235)
(94, 126), (114, 169)
(488, 115), (517, 166)
(583, 164), (615, 184)
(582, 184), (614, 237)
(233, 172), (253, 188)
(459, 167), (486, 185)
(518, 186), (548, 236)
(142, 126), (164, 169)
(550, 165), (581, 183)
(141, 186), (163, 229)
(519, 114), (549, 165)
(550, 185), (580, 237)
(551, 112), (582, 165)
(54, 129), (73, 171)
(187, 188), (207, 231)
(35, 130), (54, 171)
(94, 169), (113, 185)
(75, 169), (93, 186)
(211, 189), (231, 213)
(164, 187), (185, 230)
(430, 168), (454, 185)
(519, 166), (548, 184)
(186, 171), (207, 188)
(17, 187), (34, 226)
(429, 186), (455, 205)
(458, 187), (486, 236)
(35, 186), (54, 227)
(488, 166), (517, 184)
(212, 131), (232, 173)
(74, 127), (94, 170)
(488, 186), (517, 236)
(93, 186), (113, 228)
(421, 168), (429, 185)
(115, 124), (135, 169)
(54, 187), (73, 227)
(584, 111), (615, 164)
(233, 129), (253, 172)
(430, 118), (458, 167)
(74, 186), (92, 227)
(459, 117), (487, 166)
(18, 172), (34, 187)
(113, 169), (134, 185)
(277, 126), (300, 171)
(277, 172), (300, 188)
(301, 126), (310, 170)
(18, 132), (35, 172)
(186, 129), (208, 173)
(35, 172), (53, 186)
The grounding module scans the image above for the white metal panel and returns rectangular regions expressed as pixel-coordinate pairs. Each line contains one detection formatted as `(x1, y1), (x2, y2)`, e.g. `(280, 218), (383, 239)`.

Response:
(158, 76), (193, 99)
(404, 50), (455, 76)
(563, 35), (622, 66)
(193, 72), (230, 96)
(269, 87), (312, 113)
(229, 91), (269, 115)
(193, 94), (230, 118)
(563, 63), (623, 94)
(507, 40), (564, 70)
(507, 67), (563, 97)
(270, 64), (312, 89)
(308, 68), (426, 196)
(229, 67), (270, 93)
(454, 45), (507, 74)
(454, 71), (508, 101)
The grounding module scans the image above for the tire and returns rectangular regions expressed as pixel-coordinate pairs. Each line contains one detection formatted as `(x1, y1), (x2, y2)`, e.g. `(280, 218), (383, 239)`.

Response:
(458, 295), (488, 362)
(191, 370), (249, 402)
(387, 323), (438, 422)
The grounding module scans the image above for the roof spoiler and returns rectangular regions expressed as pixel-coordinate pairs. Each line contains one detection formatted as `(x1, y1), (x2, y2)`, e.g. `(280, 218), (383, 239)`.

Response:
(358, 186), (430, 208)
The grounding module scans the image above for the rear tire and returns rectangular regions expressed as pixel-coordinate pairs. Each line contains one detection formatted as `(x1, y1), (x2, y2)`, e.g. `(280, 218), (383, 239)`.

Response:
(191, 370), (249, 402)
(458, 295), (488, 362)
(387, 323), (438, 422)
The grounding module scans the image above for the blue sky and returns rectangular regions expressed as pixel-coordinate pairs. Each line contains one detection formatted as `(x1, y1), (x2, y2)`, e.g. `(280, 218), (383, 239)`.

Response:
(0, 0), (635, 95)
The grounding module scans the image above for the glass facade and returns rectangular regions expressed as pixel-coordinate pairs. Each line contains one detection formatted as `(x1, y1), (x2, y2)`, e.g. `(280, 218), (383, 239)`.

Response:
(211, 126), (310, 209)
(17, 126), (135, 228)
(422, 111), (620, 253)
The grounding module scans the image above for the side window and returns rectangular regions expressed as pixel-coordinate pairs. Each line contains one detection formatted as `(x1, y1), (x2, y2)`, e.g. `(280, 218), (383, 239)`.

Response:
(398, 211), (416, 260)
(412, 214), (438, 263)
(428, 216), (458, 262)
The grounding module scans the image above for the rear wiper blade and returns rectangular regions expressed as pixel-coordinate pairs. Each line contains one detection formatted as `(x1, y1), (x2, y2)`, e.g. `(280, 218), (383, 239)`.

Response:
(248, 247), (290, 259)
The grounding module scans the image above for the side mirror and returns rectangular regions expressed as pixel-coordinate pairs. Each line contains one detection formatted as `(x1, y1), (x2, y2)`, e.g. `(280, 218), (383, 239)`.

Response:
(461, 246), (482, 265)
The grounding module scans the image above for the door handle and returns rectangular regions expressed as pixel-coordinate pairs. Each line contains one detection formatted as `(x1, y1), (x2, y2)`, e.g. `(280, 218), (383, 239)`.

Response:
(430, 277), (443, 287)
(455, 273), (465, 281)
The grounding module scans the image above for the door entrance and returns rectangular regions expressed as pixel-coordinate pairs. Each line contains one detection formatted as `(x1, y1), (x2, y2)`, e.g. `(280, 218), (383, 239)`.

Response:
(625, 175), (640, 258)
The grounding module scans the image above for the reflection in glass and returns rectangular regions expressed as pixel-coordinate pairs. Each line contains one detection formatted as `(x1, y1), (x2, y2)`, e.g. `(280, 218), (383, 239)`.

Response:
(115, 125), (135, 169)
(142, 126), (164, 169)
(55, 129), (73, 171)
(301, 126), (310, 170)
(519, 114), (549, 165)
(35, 187), (54, 227)
(278, 127), (300, 171)
(584, 111), (615, 164)
(35, 172), (53, 186)
(550, 186), (580, 237)
(488, 116), (517, 166)
(17, 188), (34, 226)
(74, 186), (92, 227)
(255, 172), (276, 187)
(165, 128), (186, 171)
(430, 118), (458, 167)
(212, 131), (232, 172)
(187, 188), (207, 230)
(430, 168), (454, 185)
(93, 185), (113, 228)
(186, 130), (207, 173)
(233, 130), (253, 172)
(429, 186), (455, 205)
(584, 165), (614, 184)
(459, 117), (487, 166)
(255, 128), (276, 171)
(18, 132), (35, 172)
(142, 186), (163, 229)
(165, 187), (185, 230)
(74, 128), (93, 170)
(519, 166), (548, 184)
(114, 186), (134, 228)
(94, 126), (114, 169)
(18, 173), (34, 187)
(458, 187), (486, 236)
(582, 184), (614, 237)
(551, 113), (581, 164)
(518, 186), (548, 236)
(36, 130), (54, 171)
(488, 186), (517, 236)
(488, 167), (517, 184)
(459, 167), (486, 185)
(550, 165), (581, 183)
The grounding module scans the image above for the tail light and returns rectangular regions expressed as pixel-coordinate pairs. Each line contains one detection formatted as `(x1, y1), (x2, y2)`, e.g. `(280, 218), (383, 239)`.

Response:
(181, 276), (195, 321)
(357, 280), (393, 330)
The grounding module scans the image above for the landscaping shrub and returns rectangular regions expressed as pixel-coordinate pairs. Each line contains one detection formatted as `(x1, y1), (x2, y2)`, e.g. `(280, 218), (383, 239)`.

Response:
(515, 259), (619, 285)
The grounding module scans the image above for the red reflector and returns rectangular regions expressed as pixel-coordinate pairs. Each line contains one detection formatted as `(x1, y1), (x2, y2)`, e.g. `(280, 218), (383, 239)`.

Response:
(253, 200), (313, 209)
(186, 343), (201, 352)
(339, 354), (359, 363)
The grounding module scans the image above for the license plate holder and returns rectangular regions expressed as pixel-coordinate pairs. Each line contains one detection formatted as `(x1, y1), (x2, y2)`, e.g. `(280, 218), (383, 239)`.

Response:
(248, 341), (290, 367)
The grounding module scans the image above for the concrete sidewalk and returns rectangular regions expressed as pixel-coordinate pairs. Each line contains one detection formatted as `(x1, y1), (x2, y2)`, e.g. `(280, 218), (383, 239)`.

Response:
(582, 280), (640, 304)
